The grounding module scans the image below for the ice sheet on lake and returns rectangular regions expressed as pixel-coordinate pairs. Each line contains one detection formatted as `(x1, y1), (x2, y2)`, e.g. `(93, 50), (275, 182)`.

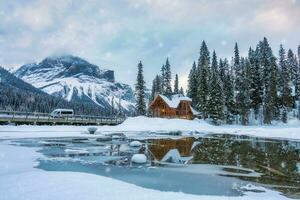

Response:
(0, 141), (292, 200)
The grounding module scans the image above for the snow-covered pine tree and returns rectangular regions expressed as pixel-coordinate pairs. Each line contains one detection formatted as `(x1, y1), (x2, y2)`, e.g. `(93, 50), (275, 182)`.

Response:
(222, 58), (235, 124)
(135, 61), (146, 116)
(279, 45), (293, 123)
(233, 42), (240, 73)
(219, 58), (226, 87)
(234, 43), (243, 123)
(174, 74), (179, 94)
(164, 58), (172, 96)
(151, 77), (157, 101)
(298, 45), (300, 64)
(248, 47), (263, 119)
(160, 64), (166, 93)
(258, 38), (274, 91)
(196, 41), (210, 119)
(287, 49), (298, 87)
(297, 45), (300, 119)
(179, 87), (184, 95)
(256, 38), (277, 123)
(207, 51), (224, 124)
(239, 58), (251, 125)
(264, 56), (279, 124)
(187, 61), (198, 105)
(151, 74), (163, 100)
(157, 75), (163, 94)
(287, 49), (297, 115)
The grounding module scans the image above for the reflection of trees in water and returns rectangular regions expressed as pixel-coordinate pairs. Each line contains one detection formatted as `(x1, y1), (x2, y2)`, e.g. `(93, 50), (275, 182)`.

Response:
(192, 137), (299, 177)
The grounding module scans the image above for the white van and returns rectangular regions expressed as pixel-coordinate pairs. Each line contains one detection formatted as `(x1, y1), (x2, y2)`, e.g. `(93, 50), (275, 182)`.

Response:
(50, 109), (74, 118)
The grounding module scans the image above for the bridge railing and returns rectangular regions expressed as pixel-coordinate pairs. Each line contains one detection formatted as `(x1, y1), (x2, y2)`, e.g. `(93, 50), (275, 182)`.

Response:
(0, 110), (126, 124)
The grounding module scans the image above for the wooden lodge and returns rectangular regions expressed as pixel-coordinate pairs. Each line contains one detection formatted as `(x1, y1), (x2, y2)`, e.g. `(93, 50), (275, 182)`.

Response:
(148, 94), (198, 120)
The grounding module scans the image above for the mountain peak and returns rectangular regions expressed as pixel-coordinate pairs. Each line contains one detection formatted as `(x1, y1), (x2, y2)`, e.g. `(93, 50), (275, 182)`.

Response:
(13, 55), (135, 113)
(43, 54), (86, 64)
(15, 55), (115, 82)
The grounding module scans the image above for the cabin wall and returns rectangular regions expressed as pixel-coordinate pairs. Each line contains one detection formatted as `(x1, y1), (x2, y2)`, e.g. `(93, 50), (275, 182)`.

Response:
(149, 97), (194, 120)
(178, 101), (194, 120)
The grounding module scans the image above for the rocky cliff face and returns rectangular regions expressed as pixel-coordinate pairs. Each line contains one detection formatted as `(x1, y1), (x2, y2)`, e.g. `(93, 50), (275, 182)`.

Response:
(14, 55), (135, 113)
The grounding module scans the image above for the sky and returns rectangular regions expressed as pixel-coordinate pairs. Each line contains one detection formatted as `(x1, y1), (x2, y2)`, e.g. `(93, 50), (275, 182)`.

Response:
(0, 0), (300, 89)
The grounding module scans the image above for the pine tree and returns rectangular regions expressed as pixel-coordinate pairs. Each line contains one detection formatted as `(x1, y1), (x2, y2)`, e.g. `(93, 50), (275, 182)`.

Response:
(135, 61), (146, 116)
(151, 74), (163, 100)
(297, 45), (300, 119)
(256, 38), (277, 123)
(287, 49), (298, 86)
(248, 47), (263, 118)
(164, 58), (172, 96)
(219, 59), (226, 86)
(160, 64), (166, 93)
(150, 78), (157, 101)
(179, 87), (184, 95)
(187, 61), (198, 105)
(174, 74), (179, 94)
(264, 56), (279, 124)
(156, 75), (163, 94)
(233, 42), (240, 73)
(239, 58), (251, 125)
(287, 49), (297, 112)
(234, 43), (244, 123)
(196, 41), (210, 118)
(223, 59), (235, 124)
(279, 45), (293, 122)
(258, 38), (274, 91)
(207, 51), (224, 124)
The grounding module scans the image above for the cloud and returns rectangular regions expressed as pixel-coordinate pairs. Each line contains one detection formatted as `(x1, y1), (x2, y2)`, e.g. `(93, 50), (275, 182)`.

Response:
(0, 0), (299, 88)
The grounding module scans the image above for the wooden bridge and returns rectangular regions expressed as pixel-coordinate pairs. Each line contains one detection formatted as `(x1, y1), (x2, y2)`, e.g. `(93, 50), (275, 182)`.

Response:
(0, 110), (126, 126)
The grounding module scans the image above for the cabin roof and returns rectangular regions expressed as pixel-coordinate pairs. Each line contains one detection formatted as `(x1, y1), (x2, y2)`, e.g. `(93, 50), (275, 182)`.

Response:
(158, 94), (192, 108)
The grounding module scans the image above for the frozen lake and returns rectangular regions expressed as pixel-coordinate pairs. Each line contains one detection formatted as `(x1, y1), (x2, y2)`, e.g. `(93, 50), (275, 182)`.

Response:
(8, 133), (300, 198)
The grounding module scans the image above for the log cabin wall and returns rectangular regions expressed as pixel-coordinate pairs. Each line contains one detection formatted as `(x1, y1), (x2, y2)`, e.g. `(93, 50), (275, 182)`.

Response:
(149, 96), (194, 120)
(178, 101), (194, 120)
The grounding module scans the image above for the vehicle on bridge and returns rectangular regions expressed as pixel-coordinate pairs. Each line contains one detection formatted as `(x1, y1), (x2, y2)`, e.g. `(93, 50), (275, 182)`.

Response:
(50, 109), (74, 118)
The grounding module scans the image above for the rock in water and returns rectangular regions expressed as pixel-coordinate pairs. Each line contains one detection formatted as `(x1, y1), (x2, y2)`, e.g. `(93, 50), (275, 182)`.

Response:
(129, 141), (142, 147)
(131, 154), (147, 164)
(88, 127), (97, 134)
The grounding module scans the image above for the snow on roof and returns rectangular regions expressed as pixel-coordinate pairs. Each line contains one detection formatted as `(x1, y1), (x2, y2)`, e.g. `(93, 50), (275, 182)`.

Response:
(158, 94), (192, 108)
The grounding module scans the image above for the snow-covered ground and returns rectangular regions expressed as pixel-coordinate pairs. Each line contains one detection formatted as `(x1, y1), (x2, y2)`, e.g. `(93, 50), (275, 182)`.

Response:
(0, 141), (291, 200)
(0, 117), (300, 140)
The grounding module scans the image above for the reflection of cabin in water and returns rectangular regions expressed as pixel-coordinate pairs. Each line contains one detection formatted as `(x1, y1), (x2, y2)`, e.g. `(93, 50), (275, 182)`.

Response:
(147, 137), (194, 161)
(148, 94), (198, 120)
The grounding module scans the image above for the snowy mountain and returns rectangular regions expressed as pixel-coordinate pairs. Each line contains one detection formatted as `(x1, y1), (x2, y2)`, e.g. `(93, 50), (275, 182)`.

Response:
(0, 66), (104, 115)
(14, 55), (135, 113)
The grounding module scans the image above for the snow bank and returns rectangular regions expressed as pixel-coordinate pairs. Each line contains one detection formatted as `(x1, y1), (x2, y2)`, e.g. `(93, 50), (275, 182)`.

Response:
(0, 142), (291, 200)
(104, 117), (300, 140)
(131, 154), (147, 164)
(0, 116), (300, 140)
